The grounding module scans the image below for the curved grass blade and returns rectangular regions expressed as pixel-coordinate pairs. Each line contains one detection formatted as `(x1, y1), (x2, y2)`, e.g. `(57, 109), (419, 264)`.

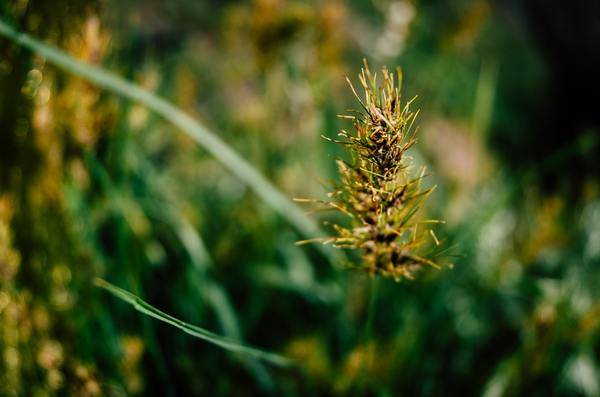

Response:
(94, 278), (294, 367)
(0, 18), (338, 262)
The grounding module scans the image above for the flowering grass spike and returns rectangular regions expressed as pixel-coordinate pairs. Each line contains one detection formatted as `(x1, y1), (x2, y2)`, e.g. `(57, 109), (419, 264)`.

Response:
(297, 60), (445, 281)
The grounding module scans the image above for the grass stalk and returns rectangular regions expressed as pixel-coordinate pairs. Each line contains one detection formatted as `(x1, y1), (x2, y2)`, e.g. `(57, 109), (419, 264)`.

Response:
(95, 278), (294, 367)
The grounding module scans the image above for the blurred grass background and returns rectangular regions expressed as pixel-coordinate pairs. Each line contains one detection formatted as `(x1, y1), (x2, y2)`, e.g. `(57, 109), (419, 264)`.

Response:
(1, 0), (600, 396)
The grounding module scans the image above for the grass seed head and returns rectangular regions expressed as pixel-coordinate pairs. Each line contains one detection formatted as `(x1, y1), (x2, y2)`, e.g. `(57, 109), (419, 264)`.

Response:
(304, 60), (445, 281)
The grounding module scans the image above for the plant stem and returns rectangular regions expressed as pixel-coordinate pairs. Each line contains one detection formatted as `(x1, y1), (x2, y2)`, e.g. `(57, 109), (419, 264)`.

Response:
(362, 275), (379, 388)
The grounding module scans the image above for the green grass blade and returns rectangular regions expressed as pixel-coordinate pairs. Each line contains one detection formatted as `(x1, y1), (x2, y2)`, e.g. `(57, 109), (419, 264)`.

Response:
(94, 278), (294, 367)
(0, 18), (336, 261)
